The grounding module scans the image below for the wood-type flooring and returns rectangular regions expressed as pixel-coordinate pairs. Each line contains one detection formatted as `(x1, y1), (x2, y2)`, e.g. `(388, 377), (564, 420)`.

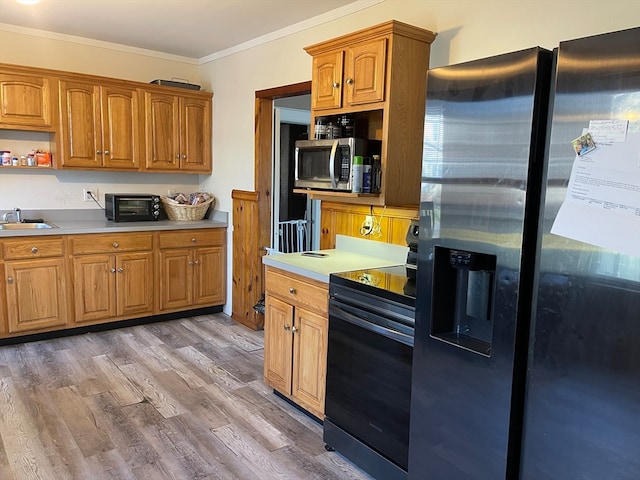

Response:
(0, 313), (373, 480)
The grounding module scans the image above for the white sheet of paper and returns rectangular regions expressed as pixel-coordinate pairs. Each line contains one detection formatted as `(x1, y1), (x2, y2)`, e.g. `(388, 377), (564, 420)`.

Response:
(588, 119), (629, 143)
(551, 130), (640, 257)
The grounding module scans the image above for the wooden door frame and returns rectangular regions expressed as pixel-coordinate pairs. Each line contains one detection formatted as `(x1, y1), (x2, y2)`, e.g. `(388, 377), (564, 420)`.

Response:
(254, 81), (312, 266)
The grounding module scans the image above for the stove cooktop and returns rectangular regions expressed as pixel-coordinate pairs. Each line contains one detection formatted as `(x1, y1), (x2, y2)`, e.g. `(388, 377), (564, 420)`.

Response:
(330, 264), (416, 308)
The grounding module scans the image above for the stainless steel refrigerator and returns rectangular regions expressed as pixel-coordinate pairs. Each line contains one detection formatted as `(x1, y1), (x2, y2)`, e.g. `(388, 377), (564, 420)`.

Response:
(409, 27), (640, 479)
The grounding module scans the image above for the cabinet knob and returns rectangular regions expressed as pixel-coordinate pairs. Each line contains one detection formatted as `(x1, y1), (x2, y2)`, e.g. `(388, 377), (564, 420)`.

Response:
(345, 78), (354, 85)
(188, 261), (194, 266)
(181, 154), (187, 159)
(117, 267), (124, 273)
(332, 82), (340, 88)
(284, 324), (290, 331)
(176, 154), (181, 159)
(113, 242), (119, 248)
(104, 150), (110, 156)
(292, 326), (298, 333)
(194, 260), (200, 265)
(7, 277), (13, 284)
(191, 237), (197, 243)
(289, 287), (296, 294)
(31, 246), (38, 254)
(96, 150), (102, 155)
(111, 268), (116, 273)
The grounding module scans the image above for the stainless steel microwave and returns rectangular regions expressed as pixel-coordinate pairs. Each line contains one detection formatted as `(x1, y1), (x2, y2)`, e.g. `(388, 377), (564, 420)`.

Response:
(294, 138), (381, 191)
(105, 193), (163, 222)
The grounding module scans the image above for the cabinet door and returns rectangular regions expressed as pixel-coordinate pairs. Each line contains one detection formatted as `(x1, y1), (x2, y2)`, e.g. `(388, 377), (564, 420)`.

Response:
(158, 248), (192, 310)
(5, 258), (67, 333)
(101, 85), (140, 170)
(193, 246), (225, 306)
(292, 307), (327, 417)
(0, 73), (54, 129)
(116, 252), (153, 316)
(59, 80), (103, 168)
(144, 92), (180, 171)
(180, 96), (211, 172)
(73, 254), (116, 322)
(264, 294), (294, 393)
(344, 38), (387, 106)
(311, 50), (344, 110)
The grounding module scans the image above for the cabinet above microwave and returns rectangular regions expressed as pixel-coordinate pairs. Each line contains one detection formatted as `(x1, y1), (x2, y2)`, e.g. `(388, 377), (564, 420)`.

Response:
(302, 20), (436, 207)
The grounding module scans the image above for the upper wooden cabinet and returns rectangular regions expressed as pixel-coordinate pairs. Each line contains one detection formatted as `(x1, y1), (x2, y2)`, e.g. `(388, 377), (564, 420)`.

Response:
(303, 20), (436, 207)
(310, 37), (387, 110)
(58, 80), (141, 170)
(144, 91), (212, 173)
(0, 62), (212, 174)
(0, 70), (56, 131)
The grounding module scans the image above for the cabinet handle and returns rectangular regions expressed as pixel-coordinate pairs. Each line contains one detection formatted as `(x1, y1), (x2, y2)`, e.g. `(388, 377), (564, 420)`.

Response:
(292, 326), (298, 333)
(289, 287), (296, 294)
(96, 150), (102, 155)
(31, 246), (38, 254)
(181, 154), (186, 159)
(284, 324), (290, 331)
(345, 78), (354, 85)
(194, 260), (200, 265)
(113, 242), (119, 248)
(332, 82), (340, 88)
(117, 267), (124, 273)
(7, 277), (13, 284)
(111, 268), (116, 273)
(104, 150), (110, 156)
(176, 154), (180, 159)
(191, 237), (197, 243)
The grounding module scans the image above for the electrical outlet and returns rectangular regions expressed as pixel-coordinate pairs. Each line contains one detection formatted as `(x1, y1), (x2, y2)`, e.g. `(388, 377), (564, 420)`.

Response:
(364, 215), (374, 228)
(83, 188), (98, 202)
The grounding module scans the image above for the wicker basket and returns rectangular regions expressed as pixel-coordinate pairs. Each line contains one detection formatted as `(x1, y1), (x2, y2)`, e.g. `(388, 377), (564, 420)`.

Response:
(161, 197), (215, 221)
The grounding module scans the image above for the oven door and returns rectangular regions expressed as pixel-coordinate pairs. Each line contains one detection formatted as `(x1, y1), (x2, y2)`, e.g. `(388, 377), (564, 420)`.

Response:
(325, 287), (414, 472)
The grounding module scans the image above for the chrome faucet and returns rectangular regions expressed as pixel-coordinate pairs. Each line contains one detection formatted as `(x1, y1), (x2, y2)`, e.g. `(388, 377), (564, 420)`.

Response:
(2, 207), (22, 223)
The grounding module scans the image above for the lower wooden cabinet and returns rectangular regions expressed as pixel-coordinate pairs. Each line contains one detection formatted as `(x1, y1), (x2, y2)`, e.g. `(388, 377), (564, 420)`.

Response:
(69, 233), (154, 324)
(0, 227), (226, 338)
(1, 237), (68, 333)
(158, 229), (226, 312)
(264, 266), (328, 419)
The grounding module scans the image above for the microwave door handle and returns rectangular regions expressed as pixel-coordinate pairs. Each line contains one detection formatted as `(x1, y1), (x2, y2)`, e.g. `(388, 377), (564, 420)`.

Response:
(329, 140), (339, 189)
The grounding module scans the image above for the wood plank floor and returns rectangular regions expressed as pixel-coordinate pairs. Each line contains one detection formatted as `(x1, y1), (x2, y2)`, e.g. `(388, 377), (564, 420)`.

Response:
(0, 314), (373, 480)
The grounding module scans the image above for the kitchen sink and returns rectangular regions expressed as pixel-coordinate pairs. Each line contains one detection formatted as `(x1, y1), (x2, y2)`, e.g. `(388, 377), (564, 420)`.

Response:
(0, 222), (57, 230)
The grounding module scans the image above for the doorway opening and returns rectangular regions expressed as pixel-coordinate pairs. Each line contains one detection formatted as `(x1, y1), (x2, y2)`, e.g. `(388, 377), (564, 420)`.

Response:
(271, 95), (320, 253)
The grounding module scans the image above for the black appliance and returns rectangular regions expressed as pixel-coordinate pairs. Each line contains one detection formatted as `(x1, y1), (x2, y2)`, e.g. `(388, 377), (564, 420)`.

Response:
(105, 193), (163, 222)
(325, 265), (415, 480)
(409, 28), (640, 479)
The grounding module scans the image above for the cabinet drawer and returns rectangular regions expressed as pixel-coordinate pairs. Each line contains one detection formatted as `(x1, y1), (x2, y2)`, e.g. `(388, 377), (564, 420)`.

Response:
(2, 237), (64, 259)
(265, 268), (328, 315)
(69, 233), (153, 254)
(158, 228), (225, 249)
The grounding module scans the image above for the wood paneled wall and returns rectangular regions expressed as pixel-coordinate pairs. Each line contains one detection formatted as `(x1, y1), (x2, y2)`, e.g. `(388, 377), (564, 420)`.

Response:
(319, 201), (419, 249)
(231, 190), (264, 330)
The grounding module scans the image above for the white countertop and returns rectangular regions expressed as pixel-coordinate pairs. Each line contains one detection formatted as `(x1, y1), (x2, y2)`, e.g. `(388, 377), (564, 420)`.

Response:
(262, 235), (408, 283)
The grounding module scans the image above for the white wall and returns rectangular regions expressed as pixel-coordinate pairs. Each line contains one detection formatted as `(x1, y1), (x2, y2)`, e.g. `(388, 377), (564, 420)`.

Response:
(1, 0), (638, 315)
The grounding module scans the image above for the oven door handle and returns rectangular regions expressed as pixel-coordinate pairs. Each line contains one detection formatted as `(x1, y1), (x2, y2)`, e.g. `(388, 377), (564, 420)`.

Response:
(330, 303), (414, 347)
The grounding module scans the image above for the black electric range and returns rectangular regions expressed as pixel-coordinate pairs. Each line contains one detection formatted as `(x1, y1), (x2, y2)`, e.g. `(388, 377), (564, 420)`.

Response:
(325, 264), (416, 480)
(330, 264), (416, 310)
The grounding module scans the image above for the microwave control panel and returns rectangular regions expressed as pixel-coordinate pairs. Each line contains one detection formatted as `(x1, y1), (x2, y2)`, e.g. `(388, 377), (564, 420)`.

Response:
(339, 146), (351, 181)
